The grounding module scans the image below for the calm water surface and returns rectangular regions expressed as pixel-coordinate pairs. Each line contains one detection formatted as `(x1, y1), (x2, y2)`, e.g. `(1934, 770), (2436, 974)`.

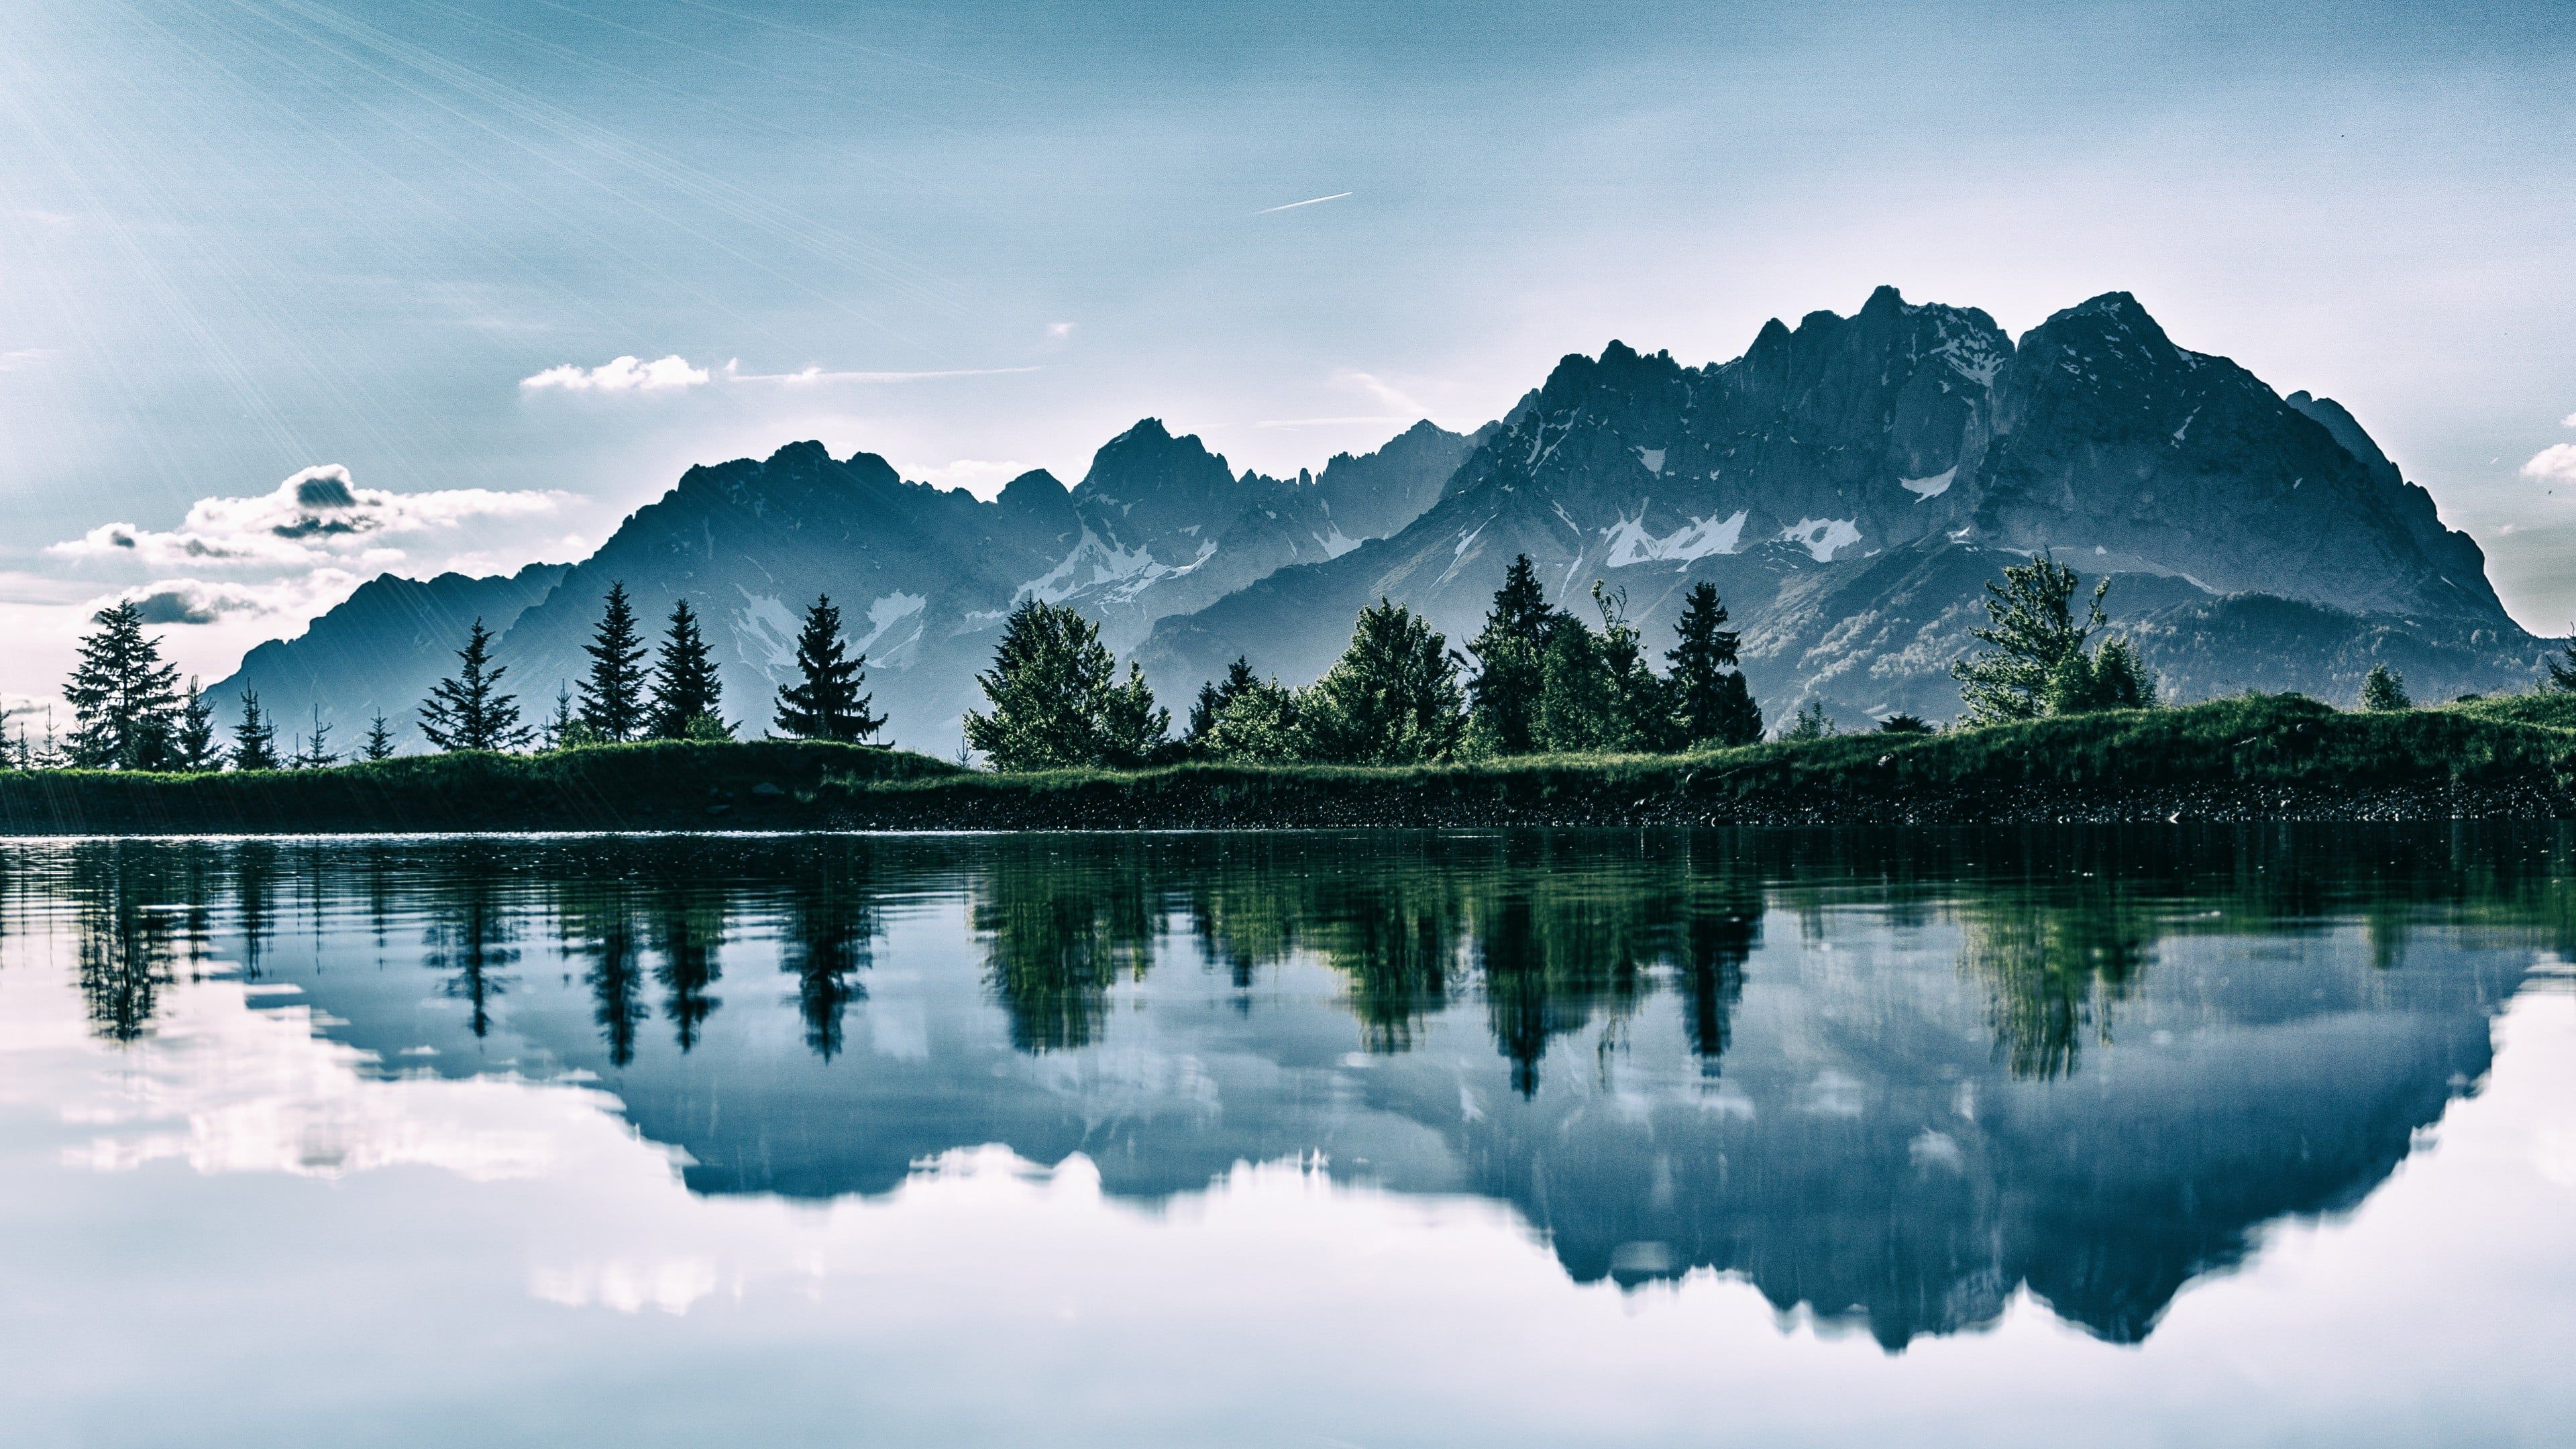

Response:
(3, 827), (2572, 1447)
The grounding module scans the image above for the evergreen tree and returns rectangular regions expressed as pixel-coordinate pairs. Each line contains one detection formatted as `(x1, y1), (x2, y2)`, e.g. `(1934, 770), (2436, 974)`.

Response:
(1591, 583), (1670, 751)
(2360, 662), (2413, 712)
(578, 582), (651, 741)
(63, 600), (182, 770)
(647, 599), (730, 739)
(290, 705), (339, 769)
(963, 600), (1168, 769)
(231, 690), (280, 771)
(1783, 700), (1837, 741)
(171, 679), (223, 772)
(1097, 663), (1170, 767)
(543, 682), (576, 750)
(1299, 599), (1465, 765)
(360, 712), (397, 761)
(773, 594), (885, 743)
(1667, 582), (1762, 747)
(419, 619), (531, 752)
(1185, 657), (1262, 753)
(1199, 669), (1306, 763)
(1464, 555), (1561, 756)
(1952, 554), (2157, 723)
(2548, 627), (2576, 692)
(1535, 612), (1616, 752)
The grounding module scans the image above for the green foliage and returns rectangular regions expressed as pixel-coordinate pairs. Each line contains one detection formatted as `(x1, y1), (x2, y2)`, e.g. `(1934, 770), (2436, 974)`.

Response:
(1953, 554), (2157, 723)
(1783, 700), (1837, 741)
(1668, 582), (1761, 747)
(361, 712), (397, 762)
(648, 600), (728, 739)
(63, 600), (182, 771)
(2360, 663), (2412, 712)
(171, 680), (223, 772)
(680, 711), (735, 743)
(1878, 713), (1935, 735)
(963, 600), (1169, 769)
(2548, 626), (2576, 693)
(288, 705), (339, 770)
(773, 594), (885, 743)
(419, 619), (532, 753)
(230, 690), (280, 771)
(1299, 598), (1465, 765)
(1464, 555), (1558, 756)
(579, 582), (651, 742)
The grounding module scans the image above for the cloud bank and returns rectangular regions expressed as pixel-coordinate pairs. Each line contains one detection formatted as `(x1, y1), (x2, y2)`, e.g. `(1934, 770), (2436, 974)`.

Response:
(50, 466), (560, 571)
(520, 355), (710, 392)
(2523, 445), (2576, 485)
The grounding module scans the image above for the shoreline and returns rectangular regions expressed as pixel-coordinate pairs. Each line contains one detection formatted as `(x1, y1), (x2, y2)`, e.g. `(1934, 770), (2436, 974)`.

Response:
(7, 693), (2575, 836)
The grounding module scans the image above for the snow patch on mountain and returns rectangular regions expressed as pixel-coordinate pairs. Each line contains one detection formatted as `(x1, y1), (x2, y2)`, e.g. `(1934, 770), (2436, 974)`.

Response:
(1898, 467), (1957, 500)
(1634, 446), (1666, 476)
(857, 591), (926, 659)
(1783, 517), (1863, 561)
(731, 589), (802, 675)
(1603, 510), (1749, 567)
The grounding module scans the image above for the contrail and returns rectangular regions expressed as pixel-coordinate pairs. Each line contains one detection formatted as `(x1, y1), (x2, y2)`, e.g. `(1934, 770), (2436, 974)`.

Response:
(1253, 191), (1352, 215)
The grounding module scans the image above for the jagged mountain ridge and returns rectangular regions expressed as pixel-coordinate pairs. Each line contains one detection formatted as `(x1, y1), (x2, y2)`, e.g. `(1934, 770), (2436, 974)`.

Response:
(215, 285), (2546, 752)
(1141, 287), (2538, 722)
(213, 419), (1477, 750)
(215, 562), (570, 752)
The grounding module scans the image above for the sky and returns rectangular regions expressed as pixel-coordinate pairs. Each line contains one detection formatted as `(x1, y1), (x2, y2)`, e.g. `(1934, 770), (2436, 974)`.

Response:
(3, 0), (2574, 719)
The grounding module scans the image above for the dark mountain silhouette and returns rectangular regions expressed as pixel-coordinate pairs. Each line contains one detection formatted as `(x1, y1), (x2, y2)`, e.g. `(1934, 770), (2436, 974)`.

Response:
(215, 287), (2546, 749)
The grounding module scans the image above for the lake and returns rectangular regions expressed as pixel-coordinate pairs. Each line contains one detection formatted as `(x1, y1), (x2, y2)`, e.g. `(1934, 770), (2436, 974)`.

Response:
(3, 827), (2571, 1447)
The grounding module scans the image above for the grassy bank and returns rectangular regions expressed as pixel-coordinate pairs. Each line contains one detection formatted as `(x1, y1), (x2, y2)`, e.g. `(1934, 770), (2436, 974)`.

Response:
(7, 694), (2576, 836)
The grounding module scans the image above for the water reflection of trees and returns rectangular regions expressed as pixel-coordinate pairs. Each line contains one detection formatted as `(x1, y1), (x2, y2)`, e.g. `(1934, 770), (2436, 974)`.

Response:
(21, 823), (2576, 1065)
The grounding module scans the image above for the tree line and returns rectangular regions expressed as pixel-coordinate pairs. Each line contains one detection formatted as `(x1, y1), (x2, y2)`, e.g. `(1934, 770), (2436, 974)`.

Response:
(17, 584), (887, 772)
(19, 549), (2540, 773)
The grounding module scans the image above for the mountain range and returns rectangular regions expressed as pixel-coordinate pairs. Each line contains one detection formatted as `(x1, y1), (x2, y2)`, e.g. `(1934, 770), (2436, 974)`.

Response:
(215, 286), (2552, 753)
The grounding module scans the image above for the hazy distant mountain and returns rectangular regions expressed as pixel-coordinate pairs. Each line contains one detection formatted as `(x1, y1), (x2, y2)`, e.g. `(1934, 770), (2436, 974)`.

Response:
(1142, 288), (2542, 722)
(218, 420), (1474, 751)
(217, 286), (2549, 753)
(212, 562), (569, 752)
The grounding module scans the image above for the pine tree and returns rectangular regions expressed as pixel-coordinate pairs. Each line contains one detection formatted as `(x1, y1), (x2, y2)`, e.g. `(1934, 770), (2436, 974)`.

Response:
(1465, 555), (1560, 757)
(963, 600), (1166, 769)
(231, 690), (280, 771)
(290, 704), (339, 769)
(62, 600), (182, 770)
(360, 712), (396, 761)
(419, 619), (531, 752)
(1667, 582), (1761, 747)
(1299, 599), (1465, 765)
(647, 599), (729, 739)
(773, 594), (885, 743)
(2545, 628), (2576, 692)
(2360, 662), (2413, 712)
(1784, 700), (1837, 741)
(1185, 657), (1262, 753)
(1590, 583), (1670, 751)
(1952, 555), (2157, 723)
(578, 582), (651, 741)
(1098, 661), (1171, 767)
(172, 679), (223, 771)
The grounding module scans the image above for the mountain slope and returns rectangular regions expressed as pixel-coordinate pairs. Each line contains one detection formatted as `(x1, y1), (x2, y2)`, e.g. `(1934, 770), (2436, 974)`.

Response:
(1142, 288), (2539, 722)
(209, 562), (570, 752)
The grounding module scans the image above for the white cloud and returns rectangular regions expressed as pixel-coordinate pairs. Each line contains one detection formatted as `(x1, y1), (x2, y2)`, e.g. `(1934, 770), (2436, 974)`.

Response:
(1045, 321), (1075, 339)
(109, 572), (360, 626)
(520, 354), (710, 392)
(2522, 444), (2576, 484)
(727, 364), (1041, 385)
(0, 347), (52, 372)
(2562, 412), (2576, 429)
(50, 466), (561, 570)
(1253, 415), (1411, 430)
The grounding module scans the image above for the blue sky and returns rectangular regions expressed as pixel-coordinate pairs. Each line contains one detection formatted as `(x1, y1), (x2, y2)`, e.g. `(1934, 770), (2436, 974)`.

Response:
(3, 0), (2573, 707)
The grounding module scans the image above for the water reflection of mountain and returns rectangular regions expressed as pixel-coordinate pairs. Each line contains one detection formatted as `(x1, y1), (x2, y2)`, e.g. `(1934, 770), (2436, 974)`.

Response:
(12, 828), (2557, 1349)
